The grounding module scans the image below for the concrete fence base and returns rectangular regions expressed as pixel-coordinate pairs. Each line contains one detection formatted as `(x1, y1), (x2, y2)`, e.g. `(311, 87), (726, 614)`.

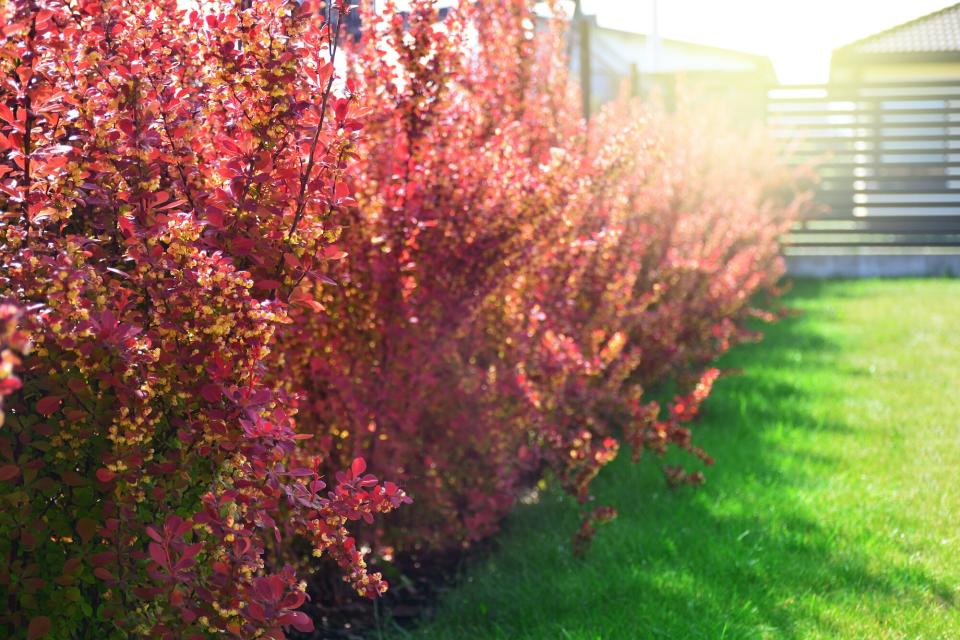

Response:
(786, 252), (960, 278)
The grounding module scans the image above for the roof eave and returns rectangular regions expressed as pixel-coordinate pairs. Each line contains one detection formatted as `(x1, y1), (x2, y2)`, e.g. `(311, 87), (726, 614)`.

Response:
(591, 23), (771, 65)
(832, 49), (960, 66)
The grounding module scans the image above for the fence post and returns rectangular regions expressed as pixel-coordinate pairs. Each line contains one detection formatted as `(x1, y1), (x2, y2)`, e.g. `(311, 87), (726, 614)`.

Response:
(580, 18), (591, 119)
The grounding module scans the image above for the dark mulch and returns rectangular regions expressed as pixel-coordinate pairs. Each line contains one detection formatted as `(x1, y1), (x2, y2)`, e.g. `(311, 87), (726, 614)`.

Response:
(290, 541), (496, 640)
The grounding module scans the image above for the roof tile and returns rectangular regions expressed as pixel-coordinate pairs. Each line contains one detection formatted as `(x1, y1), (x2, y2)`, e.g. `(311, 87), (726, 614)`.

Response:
(841, 3), (960, 55)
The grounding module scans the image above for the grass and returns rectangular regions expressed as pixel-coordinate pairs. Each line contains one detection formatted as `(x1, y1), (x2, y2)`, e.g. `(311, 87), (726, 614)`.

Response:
(391, 279), (960, 640)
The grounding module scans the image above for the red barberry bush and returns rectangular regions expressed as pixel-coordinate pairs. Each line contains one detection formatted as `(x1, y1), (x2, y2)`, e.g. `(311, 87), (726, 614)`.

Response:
(0, 1), (407, 638)
(287, 0), (809, 560)
(281, 0), (582, 551)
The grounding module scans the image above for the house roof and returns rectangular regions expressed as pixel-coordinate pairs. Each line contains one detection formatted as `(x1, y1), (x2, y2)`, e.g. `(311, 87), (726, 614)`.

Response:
(834, 3), (960, 61)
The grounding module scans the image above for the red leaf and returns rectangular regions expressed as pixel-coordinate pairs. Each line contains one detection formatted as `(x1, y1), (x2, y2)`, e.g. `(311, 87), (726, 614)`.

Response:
(0, 103), (14, 124)
(174, 519), (193, 538)
(205, 206), (224, 228)
(334, 182), (351, 200)
(323, 245), (348, 261)
(0, 464), (20, 482)
(281, 591), (306, 610)
(175, 543), (202, 570)
(148, 542), (168, 568)
(0, 377), (21, 394)
(93, 567), (114, 581)
(118, 214), (135, 236)
(281, 611), (314, 633)
(246, 602), (266, 622)
(253, 279), (281, 290)
(61, 470), (86, 487)
(351, 457), (366, 476)
(95, 468), (116, 483)
(334, 99), (349, 123)
(268, 575), (284, 600)
(290, 293), (324, 313)
(36, 396), (62, 416)
(27, 616), (52, 640)
(200, 384), (221, 403)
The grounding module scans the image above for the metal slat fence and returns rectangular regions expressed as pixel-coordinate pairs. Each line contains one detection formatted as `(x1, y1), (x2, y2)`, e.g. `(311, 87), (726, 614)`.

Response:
(768, 82), (960, 254)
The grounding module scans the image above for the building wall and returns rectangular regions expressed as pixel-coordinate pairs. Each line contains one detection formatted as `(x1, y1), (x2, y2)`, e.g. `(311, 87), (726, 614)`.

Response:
(575, 24), (773, 120)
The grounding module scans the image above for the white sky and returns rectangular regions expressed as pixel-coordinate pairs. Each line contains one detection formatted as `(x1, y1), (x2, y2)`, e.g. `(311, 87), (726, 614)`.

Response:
(584, 0), (958, 83)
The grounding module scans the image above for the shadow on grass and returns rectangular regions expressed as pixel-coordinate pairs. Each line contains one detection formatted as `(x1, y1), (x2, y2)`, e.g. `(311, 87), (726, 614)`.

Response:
(397, 280), (955, 640)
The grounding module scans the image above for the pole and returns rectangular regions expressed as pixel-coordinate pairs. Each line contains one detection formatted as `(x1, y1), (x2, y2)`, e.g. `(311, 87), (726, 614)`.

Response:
(577, 3), (591, 119)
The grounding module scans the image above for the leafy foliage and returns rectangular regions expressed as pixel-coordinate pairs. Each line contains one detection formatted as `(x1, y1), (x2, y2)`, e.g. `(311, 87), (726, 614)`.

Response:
(288, 0), (808, 559)
(0, 1), (406, 638)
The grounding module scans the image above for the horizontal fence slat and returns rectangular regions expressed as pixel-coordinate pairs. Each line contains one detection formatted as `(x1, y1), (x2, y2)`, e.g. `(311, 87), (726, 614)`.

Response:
(785, 161), (960, 168)
(817, 188), (960, 194)
(770, 95), (960, 104)
(770, 121), (960, 129)
(769, 79), (960, 91)
(774, 131), (960, 140)
(795, 213), (960, 221)
(791, 231), (960, 238)
(768, 109), (960, 118)
(794, 148), (960, 153)
(766, 106), (960, 112)
(813, 201), (960, 208)
(812, 212), (960, 219)
(785, 239), (960, 247)
(789, 223), (960, 230)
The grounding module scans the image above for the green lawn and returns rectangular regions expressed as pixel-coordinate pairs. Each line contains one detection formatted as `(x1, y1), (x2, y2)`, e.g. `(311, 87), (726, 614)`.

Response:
(392, 280), (960, 640)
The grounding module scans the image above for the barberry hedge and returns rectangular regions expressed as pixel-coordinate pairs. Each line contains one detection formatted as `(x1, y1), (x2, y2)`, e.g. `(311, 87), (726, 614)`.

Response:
(0, 0), (808, 638)
(289, 0), (807, 553)
(0, 1), (409, 638)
